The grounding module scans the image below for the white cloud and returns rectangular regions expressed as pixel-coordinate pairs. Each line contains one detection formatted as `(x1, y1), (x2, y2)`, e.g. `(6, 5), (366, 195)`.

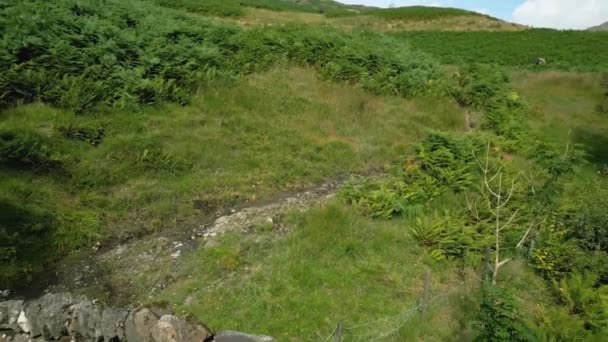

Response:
(473, 8), (490, 16)
(513, 0), (608, 29)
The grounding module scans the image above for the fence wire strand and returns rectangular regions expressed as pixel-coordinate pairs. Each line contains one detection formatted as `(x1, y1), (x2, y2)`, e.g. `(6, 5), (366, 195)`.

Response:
(329, 289), (461, 342)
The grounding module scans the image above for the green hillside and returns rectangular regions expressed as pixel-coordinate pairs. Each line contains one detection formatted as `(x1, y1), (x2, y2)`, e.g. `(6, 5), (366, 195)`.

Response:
(152, 0), (355, 16)
(397, 30), (608, 71)
(2, 0), (608, 341)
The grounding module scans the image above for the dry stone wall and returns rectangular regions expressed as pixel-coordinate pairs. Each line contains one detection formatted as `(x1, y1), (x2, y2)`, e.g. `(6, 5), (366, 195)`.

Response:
(0, 293), (275, 342)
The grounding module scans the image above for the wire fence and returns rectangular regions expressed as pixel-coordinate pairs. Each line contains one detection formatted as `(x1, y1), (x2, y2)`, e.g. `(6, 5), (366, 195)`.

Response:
(324, 273), (464, 342)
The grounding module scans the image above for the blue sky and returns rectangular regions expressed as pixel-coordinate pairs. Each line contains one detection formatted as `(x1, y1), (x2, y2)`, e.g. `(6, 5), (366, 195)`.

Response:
(336, 0), (608, 29)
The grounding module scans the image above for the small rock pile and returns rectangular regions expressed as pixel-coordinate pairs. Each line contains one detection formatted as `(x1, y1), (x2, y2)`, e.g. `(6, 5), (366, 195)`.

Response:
(0, 293), (275, 342)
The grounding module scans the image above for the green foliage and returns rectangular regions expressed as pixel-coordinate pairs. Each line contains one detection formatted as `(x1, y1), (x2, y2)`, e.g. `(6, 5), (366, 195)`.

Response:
(536, 305), (593, 341)
(449, 64), (510, 109)
(153, 0), (244, 17)
(0, 128), (65, 171)
(410, 212), (474, 260)
(552, 273), (608, 332)
(559, 177), (608, 253)
(231, 26), (439, 98)
(340, 131), (487, 219)
(54, 210), (102, 254)
(414, 130), (477, 190)
(58, 123), (105, 146)
(397, 30), (608, 72)
(0, 0), (236, 111)
(474, 285), (533, 341)
(0, 199), (54, 287)
(340, 132), (473, 219)
(596, 74), (608, 114)
(532, 225), (580, 279)
(0, 0), (439, 112)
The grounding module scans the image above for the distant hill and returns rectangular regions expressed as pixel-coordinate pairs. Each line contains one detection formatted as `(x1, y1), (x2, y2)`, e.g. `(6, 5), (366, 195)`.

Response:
(365, 5), (494, 21)
(153, 1), (521, 31)
(588, 21), (608, 31)
(157, 1), (497, 18)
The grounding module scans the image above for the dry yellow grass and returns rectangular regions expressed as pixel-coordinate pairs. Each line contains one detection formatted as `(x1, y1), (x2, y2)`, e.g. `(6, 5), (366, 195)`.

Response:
(225, 8), (525, 32)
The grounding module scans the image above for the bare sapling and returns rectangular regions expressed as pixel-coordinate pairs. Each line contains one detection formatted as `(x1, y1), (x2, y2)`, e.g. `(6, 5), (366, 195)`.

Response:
(473, 142), (519, 285)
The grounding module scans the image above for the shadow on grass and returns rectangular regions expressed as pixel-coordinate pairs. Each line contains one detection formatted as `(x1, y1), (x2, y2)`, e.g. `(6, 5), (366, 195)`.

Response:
(574, 127), (608, 165)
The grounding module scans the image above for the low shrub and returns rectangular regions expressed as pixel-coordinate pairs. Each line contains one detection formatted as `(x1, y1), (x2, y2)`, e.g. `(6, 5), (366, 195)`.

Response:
(339, 131), (481, 219)
(474, 285), (534, 341)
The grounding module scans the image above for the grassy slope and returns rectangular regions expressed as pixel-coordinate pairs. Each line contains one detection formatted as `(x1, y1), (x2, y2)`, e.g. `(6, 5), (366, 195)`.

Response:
(155, 70), (608, 340)
(172, 0), (520, 31)
(512, 71), (608, 164)
(3, 0), (608, 340)
(231, 8), (523, 32)
(1, 65), (464, 247)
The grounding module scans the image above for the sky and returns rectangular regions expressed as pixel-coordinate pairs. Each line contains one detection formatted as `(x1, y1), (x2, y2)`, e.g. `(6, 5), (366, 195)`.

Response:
(336, 0), (608, 29)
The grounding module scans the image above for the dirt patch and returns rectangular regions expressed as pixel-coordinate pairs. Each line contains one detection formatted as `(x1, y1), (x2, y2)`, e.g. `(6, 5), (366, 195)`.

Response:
(20, 179), (346, 306)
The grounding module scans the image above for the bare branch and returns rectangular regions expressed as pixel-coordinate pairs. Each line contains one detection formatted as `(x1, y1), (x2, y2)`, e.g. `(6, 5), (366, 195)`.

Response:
(499, 209), (519, 231)
(516, 222), (534, 249)
(497, 258), (511, 269)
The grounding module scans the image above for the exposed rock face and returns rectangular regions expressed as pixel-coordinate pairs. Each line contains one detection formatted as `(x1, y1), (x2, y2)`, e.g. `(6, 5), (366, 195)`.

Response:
(0, 293), (274, 341)
(588, 21), (608, 31)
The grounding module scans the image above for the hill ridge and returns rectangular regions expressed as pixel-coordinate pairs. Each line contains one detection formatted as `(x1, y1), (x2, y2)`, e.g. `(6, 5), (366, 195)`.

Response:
(588, 21), (608, 31)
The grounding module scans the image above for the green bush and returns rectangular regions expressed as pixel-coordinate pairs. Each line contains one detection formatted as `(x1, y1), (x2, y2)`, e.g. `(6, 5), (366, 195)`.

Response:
(474, 285), (534, 341)
(553, 273), (608, 331)
(0, 0), (236, 111)
(232, 26), (440, 98)
(531, 226), (580, 279)
(559, 177), (608, 253)
(339, 131), (481, 219)
(410, 212), (475, 260)
(449, 64), (510, 109)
